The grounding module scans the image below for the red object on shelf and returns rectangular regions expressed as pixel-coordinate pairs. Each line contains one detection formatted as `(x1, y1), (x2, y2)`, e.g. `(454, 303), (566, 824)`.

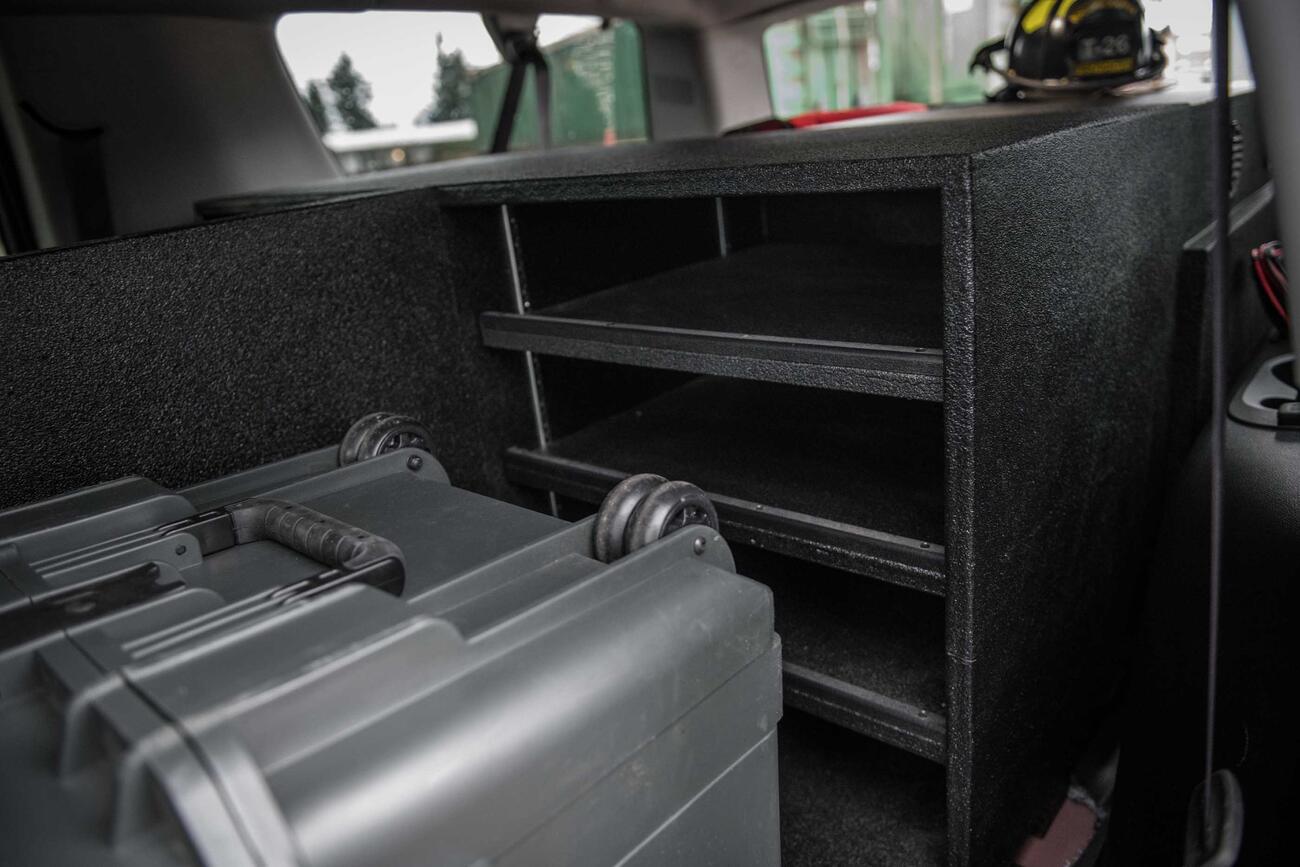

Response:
(786, 102), (928, 128)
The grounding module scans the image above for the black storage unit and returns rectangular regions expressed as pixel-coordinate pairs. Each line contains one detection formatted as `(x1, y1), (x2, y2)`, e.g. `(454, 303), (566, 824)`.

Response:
(458, 96), (1261, 866)
(1, 95), (1268, 866)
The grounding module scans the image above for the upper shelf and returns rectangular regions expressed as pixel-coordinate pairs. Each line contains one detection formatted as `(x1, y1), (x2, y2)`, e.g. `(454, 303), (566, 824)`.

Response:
(482, 242), (944, 401)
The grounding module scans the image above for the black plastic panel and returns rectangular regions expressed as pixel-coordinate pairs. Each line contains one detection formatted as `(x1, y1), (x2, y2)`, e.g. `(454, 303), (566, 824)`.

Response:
(1109, 343), (1300, 867)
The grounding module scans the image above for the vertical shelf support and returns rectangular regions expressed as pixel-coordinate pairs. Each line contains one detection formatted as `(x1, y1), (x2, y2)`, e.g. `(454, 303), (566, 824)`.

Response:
(501, 203), (559, 515)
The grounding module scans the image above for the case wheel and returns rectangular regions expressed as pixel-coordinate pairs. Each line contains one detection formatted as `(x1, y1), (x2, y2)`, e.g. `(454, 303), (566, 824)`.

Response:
(593, 473), (666, 563)
(339, 412), (434, 466)
(592, 474), (719, 563)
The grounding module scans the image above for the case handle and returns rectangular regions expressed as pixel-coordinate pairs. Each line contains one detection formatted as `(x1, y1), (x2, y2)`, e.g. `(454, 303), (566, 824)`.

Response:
(225, 498), (403, 572)
(162, 498), (406, 597)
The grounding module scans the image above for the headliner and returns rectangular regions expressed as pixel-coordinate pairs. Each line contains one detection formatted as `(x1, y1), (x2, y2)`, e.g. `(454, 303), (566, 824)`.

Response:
(0, 1), (810, 27)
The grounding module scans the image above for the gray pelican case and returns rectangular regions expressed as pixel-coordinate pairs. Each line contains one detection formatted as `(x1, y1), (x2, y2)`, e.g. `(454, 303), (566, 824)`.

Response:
(0, 443), (781, 866)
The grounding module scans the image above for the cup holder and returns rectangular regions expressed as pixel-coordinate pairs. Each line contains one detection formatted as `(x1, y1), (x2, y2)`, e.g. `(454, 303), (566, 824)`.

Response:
(1272, 359), (1296, 390)
(1231, 351), (1299, 428)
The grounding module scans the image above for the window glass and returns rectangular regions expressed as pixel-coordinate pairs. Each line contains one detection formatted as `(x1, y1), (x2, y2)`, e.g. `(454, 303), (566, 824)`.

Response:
(762, 1), (1246, 118)
(276, 12), (646, 174)
(763, 1), (1015, 116)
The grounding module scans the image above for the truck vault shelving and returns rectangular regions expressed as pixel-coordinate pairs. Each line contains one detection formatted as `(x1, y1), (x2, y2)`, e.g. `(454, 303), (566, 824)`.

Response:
(3, 87), (1265, 867)
(459, 98), (1230, 867)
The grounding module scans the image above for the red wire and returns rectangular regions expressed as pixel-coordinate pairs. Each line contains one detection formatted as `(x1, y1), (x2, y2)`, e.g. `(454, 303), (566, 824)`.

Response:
(1265, 256), (1288, 292)
(1253, 257), (1290, 324)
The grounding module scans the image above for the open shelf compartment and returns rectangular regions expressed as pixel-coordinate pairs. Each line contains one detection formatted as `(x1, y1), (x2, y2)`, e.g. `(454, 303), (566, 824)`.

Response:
(487, 191), (946, 401)
(738, 545), (947, 762)
(505, 375), (946, 594)
(483, 242), (943, 400)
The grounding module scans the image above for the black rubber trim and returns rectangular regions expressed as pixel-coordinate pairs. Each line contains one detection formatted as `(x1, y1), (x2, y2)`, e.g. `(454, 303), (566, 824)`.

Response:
(783, 662), (947, 764)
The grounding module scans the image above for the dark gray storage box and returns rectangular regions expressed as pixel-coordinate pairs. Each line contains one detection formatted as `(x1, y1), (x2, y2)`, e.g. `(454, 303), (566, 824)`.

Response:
(0, 446), (781, 866)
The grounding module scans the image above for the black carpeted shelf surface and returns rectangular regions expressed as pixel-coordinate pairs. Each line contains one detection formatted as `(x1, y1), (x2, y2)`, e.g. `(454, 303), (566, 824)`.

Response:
(736, 546), (946, 718)
(545, 376), (945, 544)
(196, 99), (1169, 213)
(779, 709), (948, 867)
(540, 242), (943, 348)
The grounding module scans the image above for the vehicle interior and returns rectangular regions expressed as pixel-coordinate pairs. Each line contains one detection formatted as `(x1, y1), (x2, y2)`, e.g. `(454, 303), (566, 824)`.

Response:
(0, 1), (1295, 865)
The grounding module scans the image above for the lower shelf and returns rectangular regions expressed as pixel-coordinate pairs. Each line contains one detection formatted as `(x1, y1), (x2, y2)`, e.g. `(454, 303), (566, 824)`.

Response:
(779, 709), (948, 867)
(737, 545), (948, 763)
(545, 509), (948, 763)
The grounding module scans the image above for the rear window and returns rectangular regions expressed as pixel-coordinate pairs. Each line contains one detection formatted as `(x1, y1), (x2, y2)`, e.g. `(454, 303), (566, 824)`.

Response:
(762, 1), (1017, 116)
(276, 12), (647, 174)
(761, 0), (1235, 118)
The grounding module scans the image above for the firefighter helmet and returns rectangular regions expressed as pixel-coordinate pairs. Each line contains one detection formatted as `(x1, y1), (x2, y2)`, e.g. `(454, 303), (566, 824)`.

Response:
(970, 0), (1167, 97)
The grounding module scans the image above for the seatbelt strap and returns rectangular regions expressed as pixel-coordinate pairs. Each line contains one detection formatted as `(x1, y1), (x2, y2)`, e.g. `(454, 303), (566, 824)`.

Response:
(1185, 4), (1244, 863)
(484, 14), (551, 154)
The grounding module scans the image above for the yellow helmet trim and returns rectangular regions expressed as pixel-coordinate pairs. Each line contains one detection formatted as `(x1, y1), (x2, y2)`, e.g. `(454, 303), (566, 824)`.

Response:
(1021, 0), (1140, 34)
(1069, 0), (1141, 23)
(1020, 0), (1060, 35)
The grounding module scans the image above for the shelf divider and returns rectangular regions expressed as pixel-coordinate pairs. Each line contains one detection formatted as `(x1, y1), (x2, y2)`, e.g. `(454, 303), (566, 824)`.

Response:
(482, 312), (943, 401)
(784, 663), (947, 762)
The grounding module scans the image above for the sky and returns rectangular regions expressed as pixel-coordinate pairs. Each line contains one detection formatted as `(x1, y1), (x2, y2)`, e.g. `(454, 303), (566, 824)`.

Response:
(276, 12), (599, 127)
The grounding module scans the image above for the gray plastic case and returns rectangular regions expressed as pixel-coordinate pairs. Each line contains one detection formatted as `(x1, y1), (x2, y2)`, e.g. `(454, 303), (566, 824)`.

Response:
(0, 447), (781, 866)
